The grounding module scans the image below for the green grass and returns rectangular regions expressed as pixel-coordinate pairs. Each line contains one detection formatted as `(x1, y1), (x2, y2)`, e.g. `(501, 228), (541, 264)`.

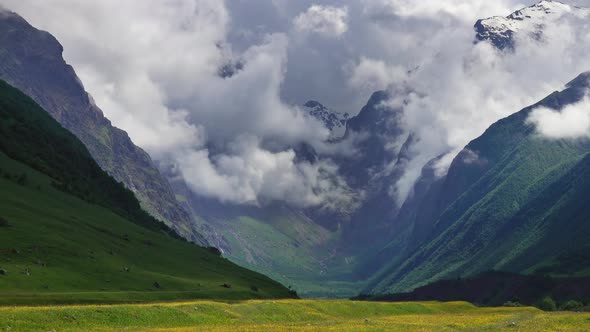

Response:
(205, 214), (366, 298)
(1, 300), (589, 331)
(365, 88), (590, 294)
(0, 79), (178, 239)
(0, 152), (293, 304)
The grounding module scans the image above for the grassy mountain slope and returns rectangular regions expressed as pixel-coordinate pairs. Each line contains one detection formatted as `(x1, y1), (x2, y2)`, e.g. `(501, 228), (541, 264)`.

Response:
(0, 80), (293, 304)
(179, 192), (365, 297)
(365, 72), (590, 294)
(202, 213), (366, 298)
(0, 9), (206, 244)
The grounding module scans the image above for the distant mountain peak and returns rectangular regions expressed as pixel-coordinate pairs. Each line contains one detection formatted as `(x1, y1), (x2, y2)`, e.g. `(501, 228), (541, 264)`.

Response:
(304, 100), (349, 139)
(345, 90), (402, 135)
(566, 71), (590, 89)
(475, 0), (590, 50)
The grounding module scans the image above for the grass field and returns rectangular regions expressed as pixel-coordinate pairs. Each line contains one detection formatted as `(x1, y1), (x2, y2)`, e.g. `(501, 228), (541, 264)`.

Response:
(1, 300), (589, 331)
(0, 152), (293, 304)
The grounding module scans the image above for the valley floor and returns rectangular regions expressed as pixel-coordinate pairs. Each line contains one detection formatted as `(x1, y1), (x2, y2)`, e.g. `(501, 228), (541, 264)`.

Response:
(1, 300), (589, 331)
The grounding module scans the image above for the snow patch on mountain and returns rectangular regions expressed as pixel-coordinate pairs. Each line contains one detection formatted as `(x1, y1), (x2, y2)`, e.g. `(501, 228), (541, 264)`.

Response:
(475, 0), (590, 50)
(304, 100), (349, 139)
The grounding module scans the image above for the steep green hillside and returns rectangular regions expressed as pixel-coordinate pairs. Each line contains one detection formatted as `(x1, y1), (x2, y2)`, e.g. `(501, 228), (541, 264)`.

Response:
(0, 9), (207, 244)
(0, 80), (294, 304)
(366, 72), (590, 294)
(0, 80), (172, 234)
(199, 212), (364, 298)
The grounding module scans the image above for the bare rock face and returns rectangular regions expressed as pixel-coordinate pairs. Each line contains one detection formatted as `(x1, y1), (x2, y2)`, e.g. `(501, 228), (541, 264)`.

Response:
(304, 100), (349, 140)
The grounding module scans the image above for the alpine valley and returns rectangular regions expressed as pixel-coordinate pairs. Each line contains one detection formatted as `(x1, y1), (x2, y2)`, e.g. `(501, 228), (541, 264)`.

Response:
(162, 0), (590, 299)
(2, 0), (590, 322)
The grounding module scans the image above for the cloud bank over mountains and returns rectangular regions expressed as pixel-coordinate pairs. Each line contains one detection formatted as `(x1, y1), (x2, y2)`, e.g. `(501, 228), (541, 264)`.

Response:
(528, 96), (590, 139)
(4, 0), (590, 208)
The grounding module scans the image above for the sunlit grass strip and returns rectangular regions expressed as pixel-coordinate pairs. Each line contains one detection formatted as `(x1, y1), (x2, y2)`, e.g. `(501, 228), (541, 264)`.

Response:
(1, 300), (590, 331)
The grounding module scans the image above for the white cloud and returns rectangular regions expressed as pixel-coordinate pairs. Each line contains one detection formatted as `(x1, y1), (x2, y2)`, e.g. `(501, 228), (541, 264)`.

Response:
(361, 0), (523, 22)
(2, 0), (354, 210)
(527, 97), (590, 139)
(347, 57), (407, 92)
(350, 1), (590, 203)
(293, 5), (348, 37)
(175, 135), (360, 208)
(5, 0), (590, 212)
(3, 0), (229, 155)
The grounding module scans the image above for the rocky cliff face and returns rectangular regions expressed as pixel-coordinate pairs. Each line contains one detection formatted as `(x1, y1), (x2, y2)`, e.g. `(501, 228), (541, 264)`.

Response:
(304, 101), (348, 140)
(0, 10), (208, 245)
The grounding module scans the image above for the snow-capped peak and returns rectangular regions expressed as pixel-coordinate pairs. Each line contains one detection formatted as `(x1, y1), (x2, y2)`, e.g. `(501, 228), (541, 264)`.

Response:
(304, 100), (349, 139)
(475, 0), (590, 50)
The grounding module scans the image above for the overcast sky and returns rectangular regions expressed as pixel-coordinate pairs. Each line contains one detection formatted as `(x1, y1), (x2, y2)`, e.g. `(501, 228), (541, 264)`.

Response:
(3, 0), (590, 209)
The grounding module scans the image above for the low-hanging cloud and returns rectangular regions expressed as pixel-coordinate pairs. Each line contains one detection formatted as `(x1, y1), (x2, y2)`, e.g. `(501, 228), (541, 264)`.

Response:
(361, 0), (522, 22)
(354, 0), (590, 204)
(1, 0), (352, 209)
(4, 0), (590, 212)
(293, 5), (349, 37)
(174, 135), (360, 208)
(347, 57), (407, 92)
(527, 97), (590, 139)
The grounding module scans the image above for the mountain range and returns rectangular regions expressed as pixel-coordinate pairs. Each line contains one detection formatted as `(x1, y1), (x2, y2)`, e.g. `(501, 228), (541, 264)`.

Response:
(361, 0), (590, 294)
(365, 70), (590, 293)
(1, 0), (590, 301)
